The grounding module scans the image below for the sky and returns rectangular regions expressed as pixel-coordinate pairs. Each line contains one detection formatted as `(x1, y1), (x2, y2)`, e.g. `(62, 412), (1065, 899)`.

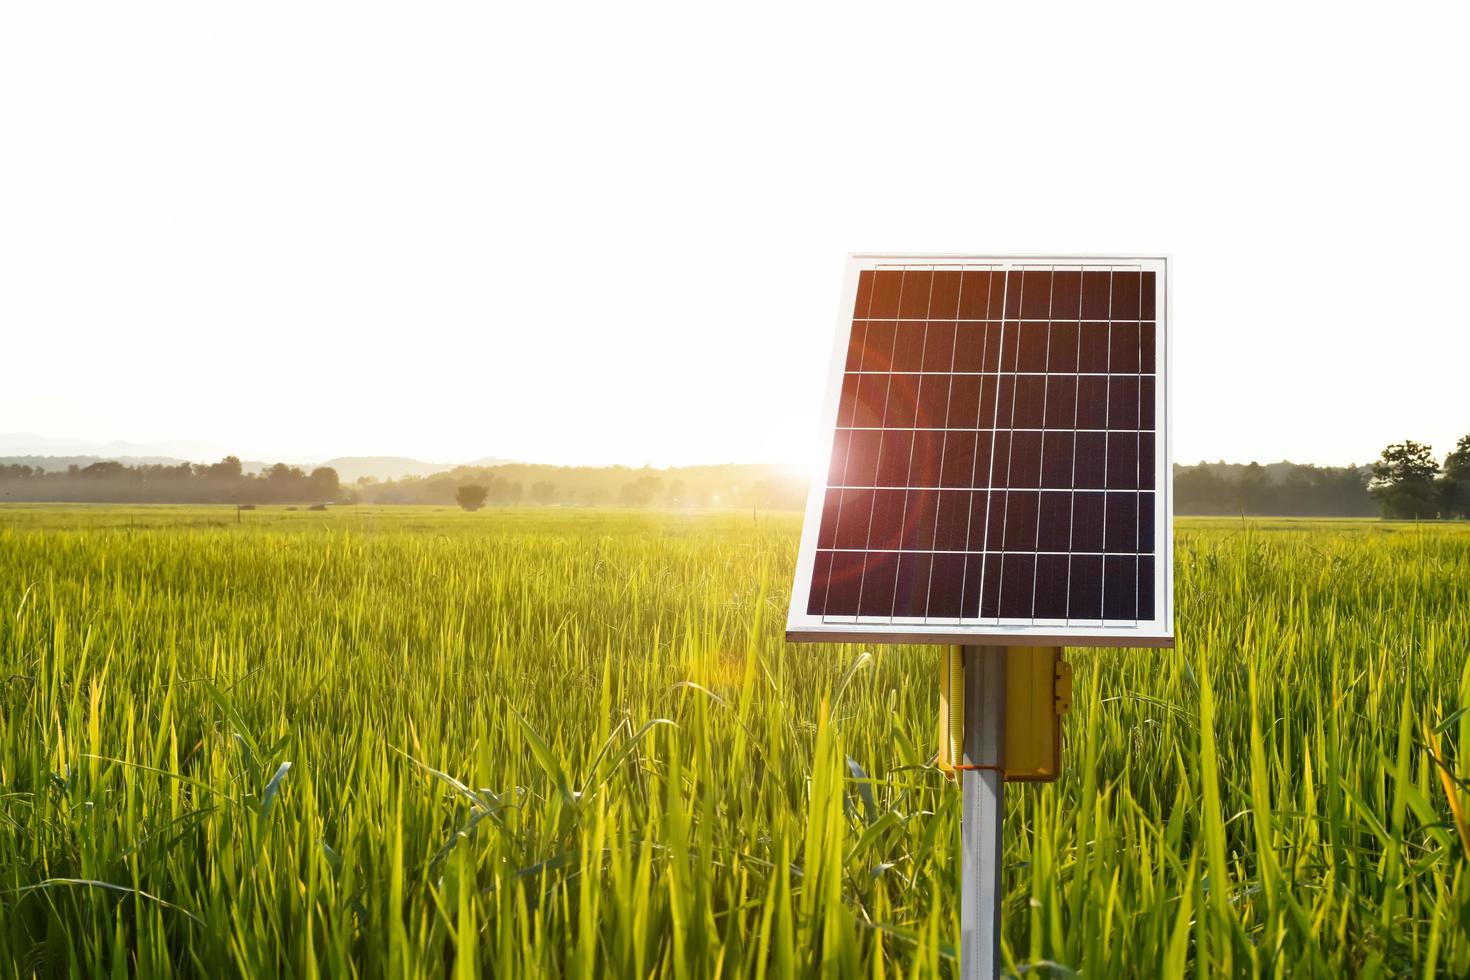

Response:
(2, 3), (1467, 470)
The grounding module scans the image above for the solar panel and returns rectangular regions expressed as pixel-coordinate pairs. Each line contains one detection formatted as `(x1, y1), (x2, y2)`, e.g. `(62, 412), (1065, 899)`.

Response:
(787, 255), (1173, 647)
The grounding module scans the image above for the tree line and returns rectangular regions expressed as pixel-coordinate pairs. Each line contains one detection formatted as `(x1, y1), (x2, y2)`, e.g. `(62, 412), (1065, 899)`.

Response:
(0, 458), (808, 511)
(0, 457), (340, 504)
(4, 436), (1467, 518)
(1173, 434), (1470, 519)
(1172, 462), (1375, 516)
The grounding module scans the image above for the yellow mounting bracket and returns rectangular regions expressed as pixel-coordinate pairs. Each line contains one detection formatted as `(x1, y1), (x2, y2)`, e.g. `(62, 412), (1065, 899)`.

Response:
(937, 646), (1070, 783)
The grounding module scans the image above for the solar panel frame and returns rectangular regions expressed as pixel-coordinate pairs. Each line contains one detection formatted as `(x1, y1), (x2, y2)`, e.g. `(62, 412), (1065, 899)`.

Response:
(787, 254), (1174, 648)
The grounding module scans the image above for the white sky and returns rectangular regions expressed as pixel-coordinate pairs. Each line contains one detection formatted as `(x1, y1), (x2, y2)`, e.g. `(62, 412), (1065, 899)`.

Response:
(2, 3), (1467, 469)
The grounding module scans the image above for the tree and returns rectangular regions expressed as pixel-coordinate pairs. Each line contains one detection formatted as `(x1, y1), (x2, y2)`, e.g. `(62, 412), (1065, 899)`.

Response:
(307, 466), (340, 501)
(202, 456), (243, 480)
(529, 481), (557, 505)
(80, 460), (126, 478)
(1174, 463), (1230, 513)
(456, 484), (489, 512)
(1440, 434), (1470, 519)
(1235, 461), (1269, 514)
(619, 475), (662, 507)
(1370, 440), (1439, 519)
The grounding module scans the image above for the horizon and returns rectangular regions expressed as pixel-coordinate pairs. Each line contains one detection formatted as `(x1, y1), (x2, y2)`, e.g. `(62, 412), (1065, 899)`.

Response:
(0, 428), (1426, 474)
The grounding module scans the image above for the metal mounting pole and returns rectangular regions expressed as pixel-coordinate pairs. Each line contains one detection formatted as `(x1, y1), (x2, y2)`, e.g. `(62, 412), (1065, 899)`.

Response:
(961, 645), (1006, 980)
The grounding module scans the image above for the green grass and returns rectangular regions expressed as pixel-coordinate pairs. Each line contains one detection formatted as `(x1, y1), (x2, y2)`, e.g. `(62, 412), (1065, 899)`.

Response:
(0, 505), (1467, 978)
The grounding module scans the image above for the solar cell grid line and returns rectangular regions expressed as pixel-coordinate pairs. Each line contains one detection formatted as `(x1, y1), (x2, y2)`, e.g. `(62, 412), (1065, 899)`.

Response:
(954, 268), (1000, 627)
(849, 265), (907, 624)
(887, 269), (936, 623)
(1097, 268), (1115, 621)
(832, 265), (893, 620)
(818, 262), (877, 620)
(973, 271), (1012, 625)
(1028, 267), (1058, 625)
(822, 547), (1152, 555)
(992, 270), (1026, 624)
(921, 266), (966, 623)
(839, 425), (1152, 436)
(1132, 291), (1143, 626)
(998, 267), (1056, 622)
(859, 263), (915, 622)
(839, 373), (1153, 382)
(1064, 273), (1084, 628)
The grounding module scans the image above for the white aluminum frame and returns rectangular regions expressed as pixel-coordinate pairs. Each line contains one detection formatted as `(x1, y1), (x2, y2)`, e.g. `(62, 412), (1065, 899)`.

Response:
(786, 253), (1174, 648)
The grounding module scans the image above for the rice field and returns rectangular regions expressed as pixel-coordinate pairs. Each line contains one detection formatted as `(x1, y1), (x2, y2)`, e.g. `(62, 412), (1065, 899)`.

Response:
(0, 505), (1467, 978)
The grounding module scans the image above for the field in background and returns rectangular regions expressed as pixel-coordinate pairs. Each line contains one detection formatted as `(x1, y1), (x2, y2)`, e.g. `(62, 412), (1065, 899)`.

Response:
(1, 506), (1468, 977)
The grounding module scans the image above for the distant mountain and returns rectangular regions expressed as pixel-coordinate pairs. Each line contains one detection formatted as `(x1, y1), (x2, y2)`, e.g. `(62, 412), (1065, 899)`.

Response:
(320, 456), (517, 483)
(0, 436), (518, 483)
(1, 455), (192, 472)
(1, 455), (276, 475)
(0, 432), (235, 462)
(319, 457), (455, 483)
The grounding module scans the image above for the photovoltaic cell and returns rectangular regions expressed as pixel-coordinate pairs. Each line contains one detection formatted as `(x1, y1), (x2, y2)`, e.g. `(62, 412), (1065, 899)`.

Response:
(791, 256), (1171, 645)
